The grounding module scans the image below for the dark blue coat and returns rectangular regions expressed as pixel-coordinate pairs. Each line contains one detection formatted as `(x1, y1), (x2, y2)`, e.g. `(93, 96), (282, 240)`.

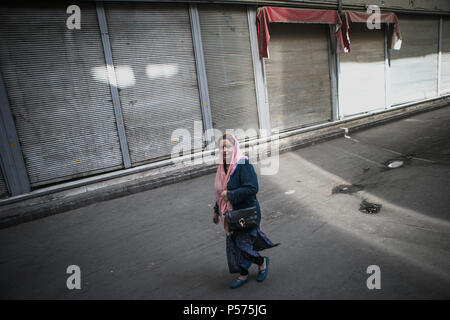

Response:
(225, 157), (261, 226)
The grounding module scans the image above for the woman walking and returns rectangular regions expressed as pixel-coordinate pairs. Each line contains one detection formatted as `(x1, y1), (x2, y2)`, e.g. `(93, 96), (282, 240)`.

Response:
(213, 133), (279, 289)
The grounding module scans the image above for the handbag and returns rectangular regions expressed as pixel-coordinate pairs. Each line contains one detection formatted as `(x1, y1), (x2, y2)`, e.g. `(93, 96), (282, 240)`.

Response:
(225, 206), (258, 232)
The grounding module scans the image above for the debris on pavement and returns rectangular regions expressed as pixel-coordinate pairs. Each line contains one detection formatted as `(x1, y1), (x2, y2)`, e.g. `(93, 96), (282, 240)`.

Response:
(332, 184), (364, 195)
(359, 200), (382, 214)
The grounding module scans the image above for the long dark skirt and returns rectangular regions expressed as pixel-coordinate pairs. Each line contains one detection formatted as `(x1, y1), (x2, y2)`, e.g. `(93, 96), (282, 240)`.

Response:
(226, 227), (279, 274)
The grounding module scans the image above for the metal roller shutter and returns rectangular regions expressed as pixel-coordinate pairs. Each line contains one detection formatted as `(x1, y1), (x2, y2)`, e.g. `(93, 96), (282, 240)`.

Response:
(441, 17), (450, 95)
(0, 1), (123, 187)
(339, 23), (386, 117)
(198, 4), (259, 139)
(390, 15), (439, 105)
(265, 23), (332, 132)
(105, 2), (204, 165)
(0, 170), (7, 198)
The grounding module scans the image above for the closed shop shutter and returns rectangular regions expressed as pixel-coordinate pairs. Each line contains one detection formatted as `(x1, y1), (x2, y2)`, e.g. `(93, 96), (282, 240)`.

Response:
(390, 15), (439, 105)
(198, 4), (259, 139)
(339, 23), (386, 117)
(0, 170), (7, 198)
(105, 2), (204, 166)
(0, 2), (123, 187)
(265, 23), (332, 132)
(441, 17), (450, 95)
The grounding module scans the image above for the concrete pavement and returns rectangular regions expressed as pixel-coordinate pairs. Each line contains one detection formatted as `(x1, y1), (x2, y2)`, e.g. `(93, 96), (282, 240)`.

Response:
(0, 105), (449, 299)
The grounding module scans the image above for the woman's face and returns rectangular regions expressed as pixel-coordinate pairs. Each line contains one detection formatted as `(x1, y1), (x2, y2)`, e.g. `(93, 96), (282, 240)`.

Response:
(222, 138), (233, 165)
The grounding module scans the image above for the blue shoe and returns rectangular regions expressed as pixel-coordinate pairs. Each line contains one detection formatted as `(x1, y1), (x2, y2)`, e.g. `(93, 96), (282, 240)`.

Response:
(230, 275), (250, 289)
(257, 257), (269, 282)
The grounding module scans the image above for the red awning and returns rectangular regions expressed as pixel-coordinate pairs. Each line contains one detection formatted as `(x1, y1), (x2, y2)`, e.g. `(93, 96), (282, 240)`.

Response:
(341, 11), (402, 52)
(256, 6), (346, 58)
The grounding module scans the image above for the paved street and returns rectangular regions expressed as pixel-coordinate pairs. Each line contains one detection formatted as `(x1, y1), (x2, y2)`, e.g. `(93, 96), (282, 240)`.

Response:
(0, 105), (449, 299)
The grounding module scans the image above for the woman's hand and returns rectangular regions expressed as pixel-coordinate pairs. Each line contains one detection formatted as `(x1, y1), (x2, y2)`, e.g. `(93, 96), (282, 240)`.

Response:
(213, 212), (219, 225)
(220, 190), (228, 202)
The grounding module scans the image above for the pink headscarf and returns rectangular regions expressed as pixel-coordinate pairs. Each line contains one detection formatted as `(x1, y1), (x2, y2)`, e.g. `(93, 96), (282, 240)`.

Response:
(214, 134), (248, 233)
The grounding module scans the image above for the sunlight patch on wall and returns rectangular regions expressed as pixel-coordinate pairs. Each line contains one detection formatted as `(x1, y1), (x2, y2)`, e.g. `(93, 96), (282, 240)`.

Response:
(146, 64), (178, 80)
(92, 65), (136, 88)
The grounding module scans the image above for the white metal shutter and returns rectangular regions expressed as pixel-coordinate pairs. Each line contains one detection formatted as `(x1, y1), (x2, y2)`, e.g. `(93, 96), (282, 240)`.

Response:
(265, 23), (332, 132)
(0, 2), (123, 187)
(105, 2), (204, 165)
(339, 23), (386, 117)
(441, 17), (450, 95)
(198, 4), (259, 139)
(390, 15), (439, 105)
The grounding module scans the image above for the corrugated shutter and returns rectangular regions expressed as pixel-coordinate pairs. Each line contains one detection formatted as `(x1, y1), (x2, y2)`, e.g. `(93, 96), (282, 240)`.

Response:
(390, 15), (439, 105)
(265, 23), (332, 132)
(0, 1), (123, 187)
(0, 170), (7, 198)
(340, 23), (386, 117)
(198, 4), (259, 139)
(441, 17), (450, 95)
(105, 2), (204, 165)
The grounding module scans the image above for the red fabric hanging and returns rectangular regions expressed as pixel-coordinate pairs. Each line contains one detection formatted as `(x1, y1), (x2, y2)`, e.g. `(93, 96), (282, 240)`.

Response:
(256, 6), (347, 58)
(341, 11), (402, 53)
